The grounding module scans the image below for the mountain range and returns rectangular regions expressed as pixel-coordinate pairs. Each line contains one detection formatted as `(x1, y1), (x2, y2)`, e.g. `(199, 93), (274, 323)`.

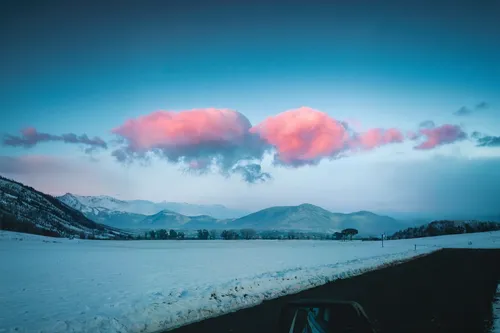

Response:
(59, 194), (404, 235)
(0, 176), (407, 237)
(0, 176), (128, 239)
(57, 193), (249, 218)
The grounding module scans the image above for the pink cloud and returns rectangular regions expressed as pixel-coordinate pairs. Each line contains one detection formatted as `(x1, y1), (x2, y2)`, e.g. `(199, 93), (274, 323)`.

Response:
(414, 124), (467, 150)
(349, 128), (405, 150)
(112, 107), (472, 181)
(250, 107), (349, 166)
(406, 130), (419, 140)
(114, 106), (410, 172)
(112, 108), (251, 150)
(112, 108), (269, 183)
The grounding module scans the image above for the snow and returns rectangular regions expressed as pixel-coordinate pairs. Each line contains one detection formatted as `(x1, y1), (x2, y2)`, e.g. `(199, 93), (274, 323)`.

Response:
(0, 231), (499, 333)
(492, 284), (500, 333)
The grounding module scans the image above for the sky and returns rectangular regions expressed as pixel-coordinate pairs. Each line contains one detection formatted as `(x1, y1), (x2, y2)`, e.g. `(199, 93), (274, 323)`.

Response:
(1, 0), (499, 216)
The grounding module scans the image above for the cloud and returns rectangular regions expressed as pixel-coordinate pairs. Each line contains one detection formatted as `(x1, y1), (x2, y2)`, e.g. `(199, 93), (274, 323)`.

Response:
(113, 107), (472, 182)
(453, 101), (490, 116)
(414, 124), (467, 150)
(453, 106), (472, 116)
(475, 101), (489, 110)
(250, 107), (350, 167)
(419, 120), (435, 129)
(233, 163), (272, 183)
(406, 131), (419, 140)
(348, 128), (404, 151)
(472, 132), (500, 147)
(111, 108), (270, 182)
(111, 108), (476, 183)
(2, 127), (107, 153)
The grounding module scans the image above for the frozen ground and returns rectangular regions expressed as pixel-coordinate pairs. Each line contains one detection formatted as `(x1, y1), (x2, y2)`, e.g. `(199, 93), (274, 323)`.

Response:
(0, 231), (499, 333)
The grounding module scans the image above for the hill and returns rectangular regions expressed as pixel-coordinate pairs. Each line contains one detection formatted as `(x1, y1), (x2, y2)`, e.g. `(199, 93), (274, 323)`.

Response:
(139, 210), (231, 230)
(0, 176), (128, 239)
(230, 204), (402, 235)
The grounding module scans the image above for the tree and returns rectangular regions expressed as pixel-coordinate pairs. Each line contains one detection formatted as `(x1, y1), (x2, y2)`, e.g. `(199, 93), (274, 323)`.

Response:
(341, 228), (358, 241)
(221, 230), (239, 240)
(333, 232), (343, 240)
(169, 229), (178, 239)
(240, 229), (257, 240)
(157, 229), (168, 240)
(209, 229), (218, 240)
(149, 230), (156, 240)
(177, 231), (185, 240)
(197, 229), (209, 240)
(79, 231), (86, 240)
(144, 231), (148, 240)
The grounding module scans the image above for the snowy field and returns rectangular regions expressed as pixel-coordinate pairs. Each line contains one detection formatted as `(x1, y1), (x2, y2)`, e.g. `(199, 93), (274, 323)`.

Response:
(0, 231), (499, 333)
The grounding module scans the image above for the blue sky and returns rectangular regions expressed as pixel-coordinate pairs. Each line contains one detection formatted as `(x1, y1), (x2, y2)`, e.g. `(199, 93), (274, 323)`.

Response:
(1, 0), (499, 216)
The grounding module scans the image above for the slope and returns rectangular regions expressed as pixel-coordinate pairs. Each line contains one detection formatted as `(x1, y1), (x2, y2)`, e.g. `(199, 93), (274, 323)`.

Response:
(0, 175), (127, 238)
(139, 210), (231, 230)
(230, 203), (402, 235)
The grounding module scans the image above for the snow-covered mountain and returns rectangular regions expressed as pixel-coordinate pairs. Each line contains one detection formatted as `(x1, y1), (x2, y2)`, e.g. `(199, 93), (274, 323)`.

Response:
(0, 176), (128, 239)
(230, 203), (403, 236)
(57, 193), (249, 218)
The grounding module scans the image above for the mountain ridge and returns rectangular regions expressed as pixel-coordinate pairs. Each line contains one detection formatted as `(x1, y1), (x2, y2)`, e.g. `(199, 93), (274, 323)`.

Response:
(230, 203), (404, 236)
(0, 176), (128, 238)
(58, 193), (249, 218)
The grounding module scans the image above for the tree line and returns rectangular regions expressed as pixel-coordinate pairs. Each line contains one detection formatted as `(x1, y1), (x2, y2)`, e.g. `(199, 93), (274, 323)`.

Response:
(134, 228), (360, 241)
(389, 220), (500, 240)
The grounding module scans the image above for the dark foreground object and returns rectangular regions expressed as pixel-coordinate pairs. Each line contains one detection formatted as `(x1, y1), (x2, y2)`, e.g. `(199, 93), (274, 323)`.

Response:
(168, 249), (500, 333)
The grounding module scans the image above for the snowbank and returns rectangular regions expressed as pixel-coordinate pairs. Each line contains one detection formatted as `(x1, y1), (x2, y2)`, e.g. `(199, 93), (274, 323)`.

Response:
(0, 230), (499, 333)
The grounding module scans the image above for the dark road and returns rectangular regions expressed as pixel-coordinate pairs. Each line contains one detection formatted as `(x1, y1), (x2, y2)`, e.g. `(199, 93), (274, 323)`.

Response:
(168, 249), (500, 333)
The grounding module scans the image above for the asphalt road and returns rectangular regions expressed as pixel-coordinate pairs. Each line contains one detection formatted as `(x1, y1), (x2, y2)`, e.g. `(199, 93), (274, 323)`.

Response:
(167, 249), (500, 333)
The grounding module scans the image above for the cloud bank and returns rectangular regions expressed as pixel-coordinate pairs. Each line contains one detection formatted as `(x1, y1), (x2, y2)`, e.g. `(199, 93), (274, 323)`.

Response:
(5, 107), (479, 183)
(111, 107), (469, 182)
(2, 128), (107, 153)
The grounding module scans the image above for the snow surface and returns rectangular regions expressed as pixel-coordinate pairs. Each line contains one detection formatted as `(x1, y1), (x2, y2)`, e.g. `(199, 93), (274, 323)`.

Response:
(0, 231), (499, 333)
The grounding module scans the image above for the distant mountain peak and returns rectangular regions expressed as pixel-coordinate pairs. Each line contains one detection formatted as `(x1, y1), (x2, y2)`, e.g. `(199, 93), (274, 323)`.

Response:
(350, 210), (377, 216)
(297, 203), (318, 208)
(155, 209), (179, 216)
